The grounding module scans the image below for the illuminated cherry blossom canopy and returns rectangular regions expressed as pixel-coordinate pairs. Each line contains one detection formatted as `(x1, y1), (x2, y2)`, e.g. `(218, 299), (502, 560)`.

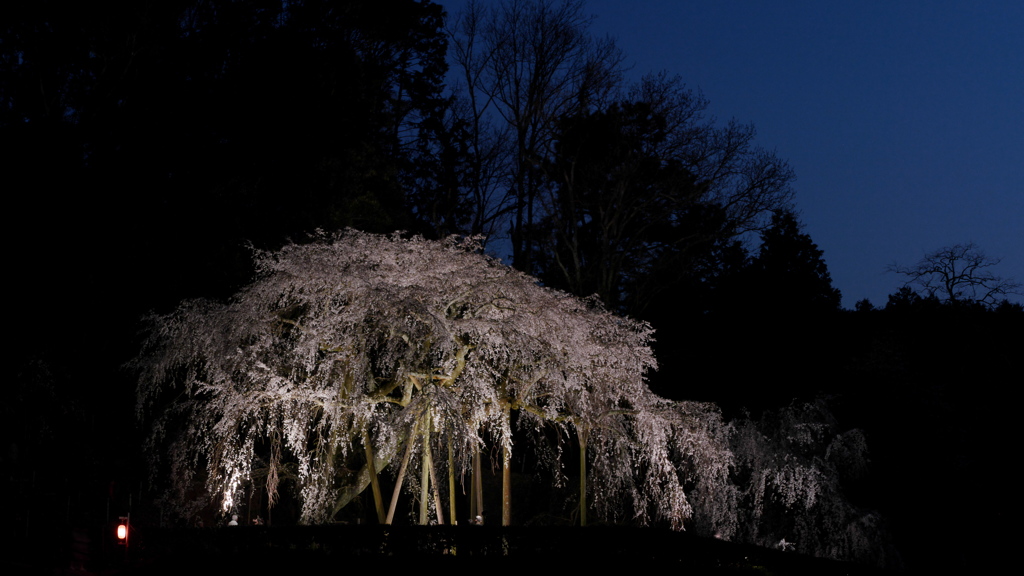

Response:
(134, 231), (730, 526)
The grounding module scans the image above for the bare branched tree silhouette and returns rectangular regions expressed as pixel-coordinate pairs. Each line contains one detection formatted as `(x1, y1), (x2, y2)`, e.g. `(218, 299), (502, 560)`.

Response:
(889, 242), (1022, 306)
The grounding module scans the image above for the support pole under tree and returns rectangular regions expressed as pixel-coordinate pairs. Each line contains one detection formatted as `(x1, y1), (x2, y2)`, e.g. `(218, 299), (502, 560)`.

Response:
(429, 440), (445, 525)
(471, 448), (482, 521)
(363, 431), (386, 524)
(415, 409), (446, 525)
(502, 440), (511, 526)
(578, 426), (588, 527)
(475, 449), (484, 519)
(386, 425), (418, 525)
(448, 438), (457, 524)
(419, 430), (431, 525)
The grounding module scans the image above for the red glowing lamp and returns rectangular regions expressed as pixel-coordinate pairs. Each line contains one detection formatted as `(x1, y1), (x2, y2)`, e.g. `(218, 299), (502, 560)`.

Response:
(116, 516), (129, 546)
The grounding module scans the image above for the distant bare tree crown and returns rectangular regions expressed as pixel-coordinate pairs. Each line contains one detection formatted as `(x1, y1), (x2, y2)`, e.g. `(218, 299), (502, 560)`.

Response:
(889, 242), (1022, 306)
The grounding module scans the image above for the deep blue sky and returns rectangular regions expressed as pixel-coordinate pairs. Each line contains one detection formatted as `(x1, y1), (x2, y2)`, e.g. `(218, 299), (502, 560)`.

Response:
(438, 0), (1023, 307)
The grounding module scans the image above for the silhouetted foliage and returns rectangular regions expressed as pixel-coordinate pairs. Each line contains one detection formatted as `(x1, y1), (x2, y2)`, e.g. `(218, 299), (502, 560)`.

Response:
(854, 299), (876, 313)
(744, 210), (842, 315)
(536, 101), (701, 311)
(530, 85), (799, 318)
(447, 2), (793, 284)
(3, 0), (451, 308)
(838, 286), (1022, 571)
(447, 0), (625, 271)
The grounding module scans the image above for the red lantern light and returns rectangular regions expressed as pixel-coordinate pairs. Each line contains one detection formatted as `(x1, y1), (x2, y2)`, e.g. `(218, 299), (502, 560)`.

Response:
(116, 516), (129, 546)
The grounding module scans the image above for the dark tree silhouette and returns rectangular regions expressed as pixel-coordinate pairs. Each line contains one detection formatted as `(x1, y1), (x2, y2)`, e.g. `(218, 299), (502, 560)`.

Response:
(889, 242), (1021, 307)
(447, 2), (793, 278)
(3, 0), (453, 310)
(746, 210), (842, 314)
(532, 78), (796, 316)
(537, 101), (700, 311)
(447, 0), (624, 272)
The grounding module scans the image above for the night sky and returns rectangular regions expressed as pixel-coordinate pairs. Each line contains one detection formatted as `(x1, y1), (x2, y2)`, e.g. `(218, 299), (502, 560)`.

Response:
(440, 0), (1024, 308)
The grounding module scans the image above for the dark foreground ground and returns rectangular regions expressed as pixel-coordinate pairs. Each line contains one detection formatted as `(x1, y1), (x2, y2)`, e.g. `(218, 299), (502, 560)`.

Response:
(6, 525), (888, 575)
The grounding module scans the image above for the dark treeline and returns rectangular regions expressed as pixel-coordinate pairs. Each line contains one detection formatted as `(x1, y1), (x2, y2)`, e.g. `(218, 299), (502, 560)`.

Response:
(2, 0), (1020, 572)
(5, 0), (448, 309)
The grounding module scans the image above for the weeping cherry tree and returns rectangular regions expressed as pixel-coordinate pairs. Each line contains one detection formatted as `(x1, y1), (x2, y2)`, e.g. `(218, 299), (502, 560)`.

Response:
(133, 230), (730, 528)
